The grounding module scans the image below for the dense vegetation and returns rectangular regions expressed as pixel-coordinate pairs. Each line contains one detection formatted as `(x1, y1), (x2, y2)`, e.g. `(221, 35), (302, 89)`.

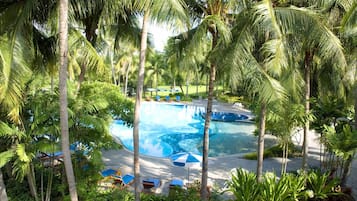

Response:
(0, 0), (356, 200)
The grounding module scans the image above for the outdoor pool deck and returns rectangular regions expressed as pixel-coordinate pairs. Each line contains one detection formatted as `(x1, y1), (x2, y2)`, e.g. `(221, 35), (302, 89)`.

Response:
(103, 100), (357, 199)
(102, 131), (357, 199)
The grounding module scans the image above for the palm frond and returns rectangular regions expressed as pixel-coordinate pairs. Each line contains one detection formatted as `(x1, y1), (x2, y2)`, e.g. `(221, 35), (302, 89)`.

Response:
(258, 70), (287, 104)
(275, 6), (347, 69)
(68, 28), (106, 75)
(253, 0), (282, 38)
(145, 0), (188, 33)
(0, 149), (15, 168)
(341, 1), (357, 36)
(280, 65), (304, 102)
(0, 32), (33, 123)
(0, 121), (25, 140)
(16, 143), (30, 163)
(261, 38), (288, 76)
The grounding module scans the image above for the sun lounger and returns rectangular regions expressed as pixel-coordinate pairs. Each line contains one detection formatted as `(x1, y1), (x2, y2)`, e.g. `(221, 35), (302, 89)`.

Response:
(100, 169), (119, 177)
(113, 174), (135, 188)
(169, 179), (184, 188)
(100, 168), (121, 183)
(168, 179), (185, 198)
(142, 178), (161, 193)
(98, 168), (122, 189)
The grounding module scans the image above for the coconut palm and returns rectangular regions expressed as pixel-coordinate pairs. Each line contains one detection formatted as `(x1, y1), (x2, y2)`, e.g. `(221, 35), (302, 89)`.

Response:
(131, 1), (187, 199)
(177, 0), (253, 198)
(275, 5), (347, 170)
(59, 0), (78, 200)
(146, 52), (165, 97)
(220, 0), (287, 181)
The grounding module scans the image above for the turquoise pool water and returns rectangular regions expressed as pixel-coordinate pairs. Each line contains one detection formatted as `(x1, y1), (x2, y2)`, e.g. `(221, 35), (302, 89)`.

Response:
(110, 102), (258, 157)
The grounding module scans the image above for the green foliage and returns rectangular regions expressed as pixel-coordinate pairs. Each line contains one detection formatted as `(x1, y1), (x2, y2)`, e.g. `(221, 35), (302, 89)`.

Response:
(216, 93), (243, 104)
(311, 97), (350, 134)
(243, 144), (301, 160)
(0, 150), (15, 168)
(226, 168), (342, 201)
(226, 168), (260, 201)
(324, 124), (357, 159)
(306, 170), (340, 200)
(6, 178), (35, 201)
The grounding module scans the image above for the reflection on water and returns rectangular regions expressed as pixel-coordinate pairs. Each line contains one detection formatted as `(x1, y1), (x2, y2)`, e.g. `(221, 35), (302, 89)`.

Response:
(110, 102), (268, 158)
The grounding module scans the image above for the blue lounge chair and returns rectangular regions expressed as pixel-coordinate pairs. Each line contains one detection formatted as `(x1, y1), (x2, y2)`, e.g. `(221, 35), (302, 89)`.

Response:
(165, 96), (170, 101)
(169, 179), (184, 188)
(100, 168), (121, 183)
(142, 178), (161, 192)
(100, 169), (118, 177)
(113, 174), (135, 188)
(176, 95), (181, 102)
(155, 96), (160, 101)
(168, 179), (185, 197)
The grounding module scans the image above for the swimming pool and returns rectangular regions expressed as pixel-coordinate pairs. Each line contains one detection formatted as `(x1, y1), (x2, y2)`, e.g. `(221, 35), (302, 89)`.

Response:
(110, 102), (258, 158)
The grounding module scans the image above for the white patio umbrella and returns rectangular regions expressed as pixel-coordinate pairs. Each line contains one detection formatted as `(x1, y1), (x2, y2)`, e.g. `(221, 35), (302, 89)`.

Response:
(170, 152), (202, 183)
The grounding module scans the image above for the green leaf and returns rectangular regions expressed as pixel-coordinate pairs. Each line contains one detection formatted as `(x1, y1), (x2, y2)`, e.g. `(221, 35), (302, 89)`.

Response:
(16, 144), (30, 163)
(0, 149), (15, 168)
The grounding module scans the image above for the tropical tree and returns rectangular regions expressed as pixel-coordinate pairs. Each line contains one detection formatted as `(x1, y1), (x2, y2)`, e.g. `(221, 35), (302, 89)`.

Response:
(69, 0), (139, 90)
(131, 1), (187, 199)
(265, 103), (306, 174)
(281, 7), (347, 170)
(146, 52), (165, 96)
(323, 124), (357, 186)
(117, 42), (139, 97)
(59, 0), (78, 200)
(221, 0), (287, 181)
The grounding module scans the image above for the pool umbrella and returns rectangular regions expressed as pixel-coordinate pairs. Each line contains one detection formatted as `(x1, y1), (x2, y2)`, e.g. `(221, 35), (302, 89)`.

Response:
(170, 152), (202, 183)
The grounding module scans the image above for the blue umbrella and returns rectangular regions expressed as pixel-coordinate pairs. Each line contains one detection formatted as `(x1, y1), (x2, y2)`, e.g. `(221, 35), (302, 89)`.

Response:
(170, 152), (202, 183)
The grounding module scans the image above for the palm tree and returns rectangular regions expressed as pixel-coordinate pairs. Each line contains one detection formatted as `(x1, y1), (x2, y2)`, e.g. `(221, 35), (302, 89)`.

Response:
(275, 5), (347, 169)
(131, 1), (187, 199)
(59, 0), (78, 200)
(145, 52), (165, 97)
(116, 42), (139, 96)
(178, 1), (240, 198)
(220, 0), (287, 181)
(69, 0), (140, 90)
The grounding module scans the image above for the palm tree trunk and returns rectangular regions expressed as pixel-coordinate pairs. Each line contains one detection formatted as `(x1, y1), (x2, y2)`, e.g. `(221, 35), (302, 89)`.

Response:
(124, 62), (130, 97)
(133, 10), (149, 201)
(27, 164), (39, 201)
(118, 71), (121, 89)
(111, 53), (117, 85)
(155, 71), (158, 97)
(302, 51), (312, 170)
(186, 78), (189, 97)
(341, 154), (354, 186)
(196, 76), (199, 97)
(200, 30), (218, 201)
(354, 82), (357, 130)
(256, 102), (266, 182)
(77, 64), (86, 91)
(59, 0), (78, 200)
(0, 169), (8, 201)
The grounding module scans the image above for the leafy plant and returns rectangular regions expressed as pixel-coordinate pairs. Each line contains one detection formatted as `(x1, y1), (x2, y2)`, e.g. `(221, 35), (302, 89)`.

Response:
(306, 170), (340, 200)
(226, 168), (260, 201)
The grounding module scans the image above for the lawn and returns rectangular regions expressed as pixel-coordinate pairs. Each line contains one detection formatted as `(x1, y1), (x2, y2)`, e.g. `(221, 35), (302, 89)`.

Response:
(143, 85), (244, 103)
